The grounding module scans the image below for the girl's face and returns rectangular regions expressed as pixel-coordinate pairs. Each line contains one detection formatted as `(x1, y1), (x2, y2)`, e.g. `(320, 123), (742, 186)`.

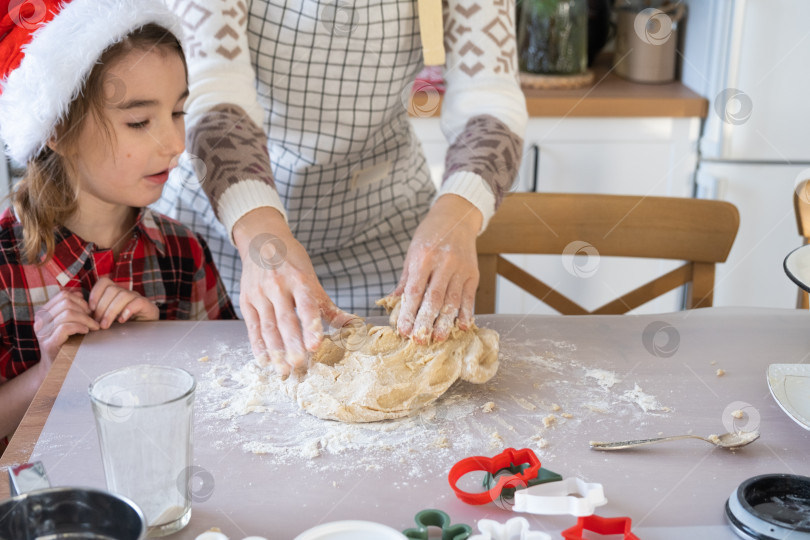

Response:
(72, 47), (188, 210)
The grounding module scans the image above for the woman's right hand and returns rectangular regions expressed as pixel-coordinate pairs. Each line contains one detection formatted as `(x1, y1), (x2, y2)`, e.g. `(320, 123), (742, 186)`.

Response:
(233, 208), (351, 376)
(34, 290), (100, 368)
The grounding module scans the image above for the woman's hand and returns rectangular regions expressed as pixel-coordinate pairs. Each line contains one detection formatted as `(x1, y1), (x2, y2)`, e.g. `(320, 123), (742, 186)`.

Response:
(34, 290), (100, 367)
(234, 208), (350, 376)
(88, 277), (160, 329)
(389, 194), (482, 344)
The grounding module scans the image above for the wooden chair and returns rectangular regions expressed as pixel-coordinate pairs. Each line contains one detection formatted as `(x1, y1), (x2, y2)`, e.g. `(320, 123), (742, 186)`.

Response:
(793, 179), (810, 309)
(476, 192), (740, 314)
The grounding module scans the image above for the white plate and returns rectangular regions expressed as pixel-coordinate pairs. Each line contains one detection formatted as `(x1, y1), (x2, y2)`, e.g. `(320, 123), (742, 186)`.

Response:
(293, 521), (407, 540)
(784, 244), (810, 293)
(767, 364), (810, 431)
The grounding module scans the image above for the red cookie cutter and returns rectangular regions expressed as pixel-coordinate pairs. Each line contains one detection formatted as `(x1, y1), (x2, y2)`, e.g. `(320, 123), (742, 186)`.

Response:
(561, 515), (640, 540)
(448, 447), (541, 505)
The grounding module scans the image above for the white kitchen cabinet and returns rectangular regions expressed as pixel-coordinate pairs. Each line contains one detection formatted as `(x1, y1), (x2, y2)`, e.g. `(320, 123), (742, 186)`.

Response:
(411, 116), (702, 315)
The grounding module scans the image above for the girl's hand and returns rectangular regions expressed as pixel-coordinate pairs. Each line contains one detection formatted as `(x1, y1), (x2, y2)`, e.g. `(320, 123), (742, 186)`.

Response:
(388, 194), (483, 344)
(34, 290), (100, 367)
(89, 277), (160, 329)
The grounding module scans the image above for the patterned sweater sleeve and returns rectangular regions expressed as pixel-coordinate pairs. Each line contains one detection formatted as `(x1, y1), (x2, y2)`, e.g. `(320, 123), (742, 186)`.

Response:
(167, 0), (287, 241)
(439, 0), (528, 230)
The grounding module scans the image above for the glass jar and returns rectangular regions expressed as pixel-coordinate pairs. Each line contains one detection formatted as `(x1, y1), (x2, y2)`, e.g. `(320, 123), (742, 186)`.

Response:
(518, 0), (588, 75)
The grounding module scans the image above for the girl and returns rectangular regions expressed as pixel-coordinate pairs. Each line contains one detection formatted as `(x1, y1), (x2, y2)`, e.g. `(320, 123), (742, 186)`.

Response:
(0, 0), (236, 446)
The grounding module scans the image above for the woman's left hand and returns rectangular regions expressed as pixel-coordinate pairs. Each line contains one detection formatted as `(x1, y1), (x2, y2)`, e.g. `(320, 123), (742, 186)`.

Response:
(388, 194), (483, 344)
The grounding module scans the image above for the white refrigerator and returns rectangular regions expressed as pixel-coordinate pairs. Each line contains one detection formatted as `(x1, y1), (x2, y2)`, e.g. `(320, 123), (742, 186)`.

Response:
(681, 0), (810, 308)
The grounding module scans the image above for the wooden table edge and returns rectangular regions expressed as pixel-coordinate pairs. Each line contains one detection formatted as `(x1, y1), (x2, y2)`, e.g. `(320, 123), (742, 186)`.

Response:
(0, 335), (84, 485)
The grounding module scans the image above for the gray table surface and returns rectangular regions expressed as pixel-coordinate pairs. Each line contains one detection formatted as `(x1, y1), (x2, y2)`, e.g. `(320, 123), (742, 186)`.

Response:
(24, 307), (810, 539)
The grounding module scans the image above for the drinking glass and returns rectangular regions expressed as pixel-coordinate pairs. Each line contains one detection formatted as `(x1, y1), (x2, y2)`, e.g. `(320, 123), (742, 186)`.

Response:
(89, 365), (195, 537)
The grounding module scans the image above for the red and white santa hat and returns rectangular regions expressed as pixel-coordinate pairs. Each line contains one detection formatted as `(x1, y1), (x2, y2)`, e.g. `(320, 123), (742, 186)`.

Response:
(0, 0), (184, 164)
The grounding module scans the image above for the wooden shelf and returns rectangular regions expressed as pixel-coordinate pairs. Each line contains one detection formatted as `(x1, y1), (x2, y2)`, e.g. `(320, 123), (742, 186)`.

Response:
(523, 55), (708, 118)
(411, 56), (708, 119)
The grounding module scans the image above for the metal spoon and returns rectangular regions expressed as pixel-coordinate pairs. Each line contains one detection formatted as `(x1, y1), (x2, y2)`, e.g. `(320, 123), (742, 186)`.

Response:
(589, 430), (760, 450)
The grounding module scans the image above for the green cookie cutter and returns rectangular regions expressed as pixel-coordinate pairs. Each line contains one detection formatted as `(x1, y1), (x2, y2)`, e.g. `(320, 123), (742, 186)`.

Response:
(402, 509), (472, 540)
(484, 463), (563, 499)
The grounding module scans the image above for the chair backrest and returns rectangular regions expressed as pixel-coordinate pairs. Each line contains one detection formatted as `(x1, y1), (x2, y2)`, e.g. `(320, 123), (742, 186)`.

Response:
(793, 179), (810, 308)
(476, 192), (740, 314)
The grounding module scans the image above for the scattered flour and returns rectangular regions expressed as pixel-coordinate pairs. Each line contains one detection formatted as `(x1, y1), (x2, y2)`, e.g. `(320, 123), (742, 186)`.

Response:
(531, 435), (549, 449)
(513, 396), (537, 411)
(583, 404), (608, 414)
(433, 435), (451, 449)
(621, 384), (670, 413)
(585, 369), (620, 390)
(194, 342), (507, 475)
(189, 335), (672, 477)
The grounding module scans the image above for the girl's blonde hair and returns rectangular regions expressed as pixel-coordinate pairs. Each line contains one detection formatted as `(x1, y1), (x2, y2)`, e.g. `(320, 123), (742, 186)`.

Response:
(11, 24), (187, 264)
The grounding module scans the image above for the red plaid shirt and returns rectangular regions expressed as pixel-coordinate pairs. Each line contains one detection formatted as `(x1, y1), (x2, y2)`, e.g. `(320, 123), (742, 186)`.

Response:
(0, 207), (237, 383)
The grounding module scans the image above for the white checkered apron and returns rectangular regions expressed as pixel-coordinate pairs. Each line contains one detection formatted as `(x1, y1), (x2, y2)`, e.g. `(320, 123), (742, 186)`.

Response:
(154, 0), (436, 317)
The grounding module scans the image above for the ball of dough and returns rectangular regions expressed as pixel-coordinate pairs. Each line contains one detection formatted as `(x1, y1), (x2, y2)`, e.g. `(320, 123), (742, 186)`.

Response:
(285, 311), (499, 423)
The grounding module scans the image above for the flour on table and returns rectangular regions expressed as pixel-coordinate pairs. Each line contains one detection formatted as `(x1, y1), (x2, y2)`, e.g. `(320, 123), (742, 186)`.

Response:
(585, 368), (619, 390)
(531, 435), (549, 449)
(186, 329), (674, 477)
(621, 383), (669, 413)
(512, 396), (537, 411)
(284, 297), (499, 422)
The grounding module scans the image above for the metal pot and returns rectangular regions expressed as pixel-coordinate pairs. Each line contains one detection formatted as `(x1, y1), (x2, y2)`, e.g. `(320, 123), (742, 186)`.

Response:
(0, 462), (146, 540)
(613, 2), (687, 83)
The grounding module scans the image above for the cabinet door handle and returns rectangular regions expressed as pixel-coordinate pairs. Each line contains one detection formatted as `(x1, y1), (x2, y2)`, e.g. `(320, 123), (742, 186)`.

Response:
(530, 144), (540, 192)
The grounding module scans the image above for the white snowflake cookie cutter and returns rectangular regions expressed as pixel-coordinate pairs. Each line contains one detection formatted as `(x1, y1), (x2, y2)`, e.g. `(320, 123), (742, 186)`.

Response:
(469, 517), (551, 540)
(512, 476), (607, 516)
